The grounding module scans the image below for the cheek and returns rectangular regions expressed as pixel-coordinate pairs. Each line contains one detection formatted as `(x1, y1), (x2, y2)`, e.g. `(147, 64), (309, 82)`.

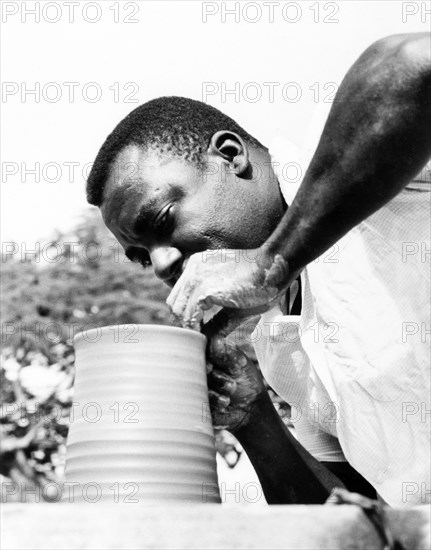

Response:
(176, 191), (277, 250)
(212, 193), (271, 247)
(228, 207), (281, 248)
(173, 206), (233, 251)
(172, 215), (217, 251)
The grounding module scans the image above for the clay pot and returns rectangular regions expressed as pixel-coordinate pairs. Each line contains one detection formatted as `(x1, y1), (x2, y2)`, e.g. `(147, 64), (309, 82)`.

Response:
(63, 324), (221, 504)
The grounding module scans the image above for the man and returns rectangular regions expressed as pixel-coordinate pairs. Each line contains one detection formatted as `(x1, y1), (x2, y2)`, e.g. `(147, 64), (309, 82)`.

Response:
(86, 33), (430, 506)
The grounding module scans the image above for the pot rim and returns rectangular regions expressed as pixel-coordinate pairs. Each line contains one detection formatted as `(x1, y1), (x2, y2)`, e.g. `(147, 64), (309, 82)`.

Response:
(73, 324), (206, 346)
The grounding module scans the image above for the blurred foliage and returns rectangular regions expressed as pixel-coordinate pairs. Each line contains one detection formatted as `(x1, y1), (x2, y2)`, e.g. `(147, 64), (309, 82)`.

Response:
(1, 209), (290, 501)
(1, 209), (172, 501)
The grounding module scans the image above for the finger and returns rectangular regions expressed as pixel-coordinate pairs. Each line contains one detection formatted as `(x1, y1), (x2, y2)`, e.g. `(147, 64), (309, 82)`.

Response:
(207, 334), (230, 362)
(211, 417), (230, 431)
(208, 390), (230, 411)
(202, 308), (251, 339)
(183, 301), (203, 329)
(200, 287), (250, 312)
(209, 402), (242, 432)
(182, 287), (210, 328)
(208, 336), (249, 375)
(208, 370), (237, 396)
(198, 291), (241, 311)
(166, 253), (200, 309)
(166, 259), (196, 309)
(167, 277), (194, 319)
(197, 294), (218, 311)
(166, 276), (181, 308)
(184, 287), (245, 328)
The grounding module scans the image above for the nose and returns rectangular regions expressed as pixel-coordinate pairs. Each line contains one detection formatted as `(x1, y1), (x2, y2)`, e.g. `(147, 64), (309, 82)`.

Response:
(151, 247), (184, 284)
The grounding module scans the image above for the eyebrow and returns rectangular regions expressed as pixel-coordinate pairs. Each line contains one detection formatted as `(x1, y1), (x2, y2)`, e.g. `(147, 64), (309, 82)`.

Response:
(130, 182), (185, 237)
(132, 190), (169, 235)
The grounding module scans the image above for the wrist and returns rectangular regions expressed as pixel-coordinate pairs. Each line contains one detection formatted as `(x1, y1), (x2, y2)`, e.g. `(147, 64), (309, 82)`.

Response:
(258, 245), (291, 296)
(232, 390), (279, 445)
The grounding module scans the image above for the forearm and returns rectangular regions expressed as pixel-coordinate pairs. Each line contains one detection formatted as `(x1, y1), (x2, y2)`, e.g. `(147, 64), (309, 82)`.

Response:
(234, 391), (345, 504)
(265, 33), (431, 278)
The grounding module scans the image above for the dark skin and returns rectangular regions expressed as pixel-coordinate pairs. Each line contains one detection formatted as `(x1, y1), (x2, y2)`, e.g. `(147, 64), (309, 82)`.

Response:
(101, 33), (430, 503)
(101, 148), (348, 504)
(168, 32), (431, 322)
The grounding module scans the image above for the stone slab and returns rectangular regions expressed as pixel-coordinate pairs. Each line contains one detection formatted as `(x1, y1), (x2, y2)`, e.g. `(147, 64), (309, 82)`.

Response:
(1, 503), (430, 550)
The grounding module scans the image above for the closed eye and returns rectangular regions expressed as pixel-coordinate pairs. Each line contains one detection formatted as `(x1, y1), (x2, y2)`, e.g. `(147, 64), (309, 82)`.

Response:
(153, 204), (174, 233)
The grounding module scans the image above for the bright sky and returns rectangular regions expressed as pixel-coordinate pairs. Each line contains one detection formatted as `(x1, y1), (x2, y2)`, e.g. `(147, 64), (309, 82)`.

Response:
(1, 0), (429, 243)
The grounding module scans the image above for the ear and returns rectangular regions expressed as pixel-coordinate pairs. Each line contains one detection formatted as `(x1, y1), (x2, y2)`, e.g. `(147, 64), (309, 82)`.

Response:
(207, 130), (250, 176)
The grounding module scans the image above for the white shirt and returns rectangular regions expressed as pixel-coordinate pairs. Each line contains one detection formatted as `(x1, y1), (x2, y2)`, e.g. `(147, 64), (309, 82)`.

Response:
(252, 140), (431, 507)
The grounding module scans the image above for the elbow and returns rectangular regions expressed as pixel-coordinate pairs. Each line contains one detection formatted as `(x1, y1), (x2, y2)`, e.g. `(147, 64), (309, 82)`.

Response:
(354, 33), (431, 101)
(348, 33), (430, 88)
(396, 33), (430, 75)
(373, 33), (431, 76)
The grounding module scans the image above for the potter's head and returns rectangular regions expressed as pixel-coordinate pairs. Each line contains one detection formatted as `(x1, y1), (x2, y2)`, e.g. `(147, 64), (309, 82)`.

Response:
(87, 97), (285, 287)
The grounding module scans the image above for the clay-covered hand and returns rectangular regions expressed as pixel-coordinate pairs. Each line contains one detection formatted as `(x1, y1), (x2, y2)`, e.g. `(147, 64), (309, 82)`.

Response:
(166, 248), (290, 328)
(206, 333), (266, 433)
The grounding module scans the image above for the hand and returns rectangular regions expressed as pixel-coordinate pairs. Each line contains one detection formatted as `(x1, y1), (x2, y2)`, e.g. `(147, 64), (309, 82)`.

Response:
(206, 330), (266, 433)
(167, 248), (290, 328)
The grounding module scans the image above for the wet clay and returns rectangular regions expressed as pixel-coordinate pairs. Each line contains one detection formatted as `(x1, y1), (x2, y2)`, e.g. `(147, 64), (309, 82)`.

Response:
(63, 325), (221, 503)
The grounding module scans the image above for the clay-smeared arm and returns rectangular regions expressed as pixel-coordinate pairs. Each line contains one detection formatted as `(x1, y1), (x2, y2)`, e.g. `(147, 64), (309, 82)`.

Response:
(204, 311), (345, 503)
(168, 34), (431, 327)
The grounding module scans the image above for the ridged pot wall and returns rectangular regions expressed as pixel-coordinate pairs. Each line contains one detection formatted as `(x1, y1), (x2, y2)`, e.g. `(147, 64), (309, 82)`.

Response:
(63, 325), (221, 504)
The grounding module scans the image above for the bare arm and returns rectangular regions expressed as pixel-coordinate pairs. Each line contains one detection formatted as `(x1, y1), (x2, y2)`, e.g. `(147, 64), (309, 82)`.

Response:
(234, 391), (345, 503)
(265, 33), (431, 281)
(204, 312), (345, 504)
(168, 33), (431, 327)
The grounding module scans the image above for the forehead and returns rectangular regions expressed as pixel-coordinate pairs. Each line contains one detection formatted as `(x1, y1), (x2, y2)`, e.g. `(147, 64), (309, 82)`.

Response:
(104, 145), (183, 197)
(101, 145), (199, 225)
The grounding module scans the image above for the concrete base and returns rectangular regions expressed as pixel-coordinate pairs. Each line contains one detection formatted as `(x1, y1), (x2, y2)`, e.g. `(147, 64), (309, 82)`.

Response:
(1, 503), (430, 549)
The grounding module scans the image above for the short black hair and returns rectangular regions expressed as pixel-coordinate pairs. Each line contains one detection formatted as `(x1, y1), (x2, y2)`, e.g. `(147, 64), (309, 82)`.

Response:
(86, 96), (266, 206)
